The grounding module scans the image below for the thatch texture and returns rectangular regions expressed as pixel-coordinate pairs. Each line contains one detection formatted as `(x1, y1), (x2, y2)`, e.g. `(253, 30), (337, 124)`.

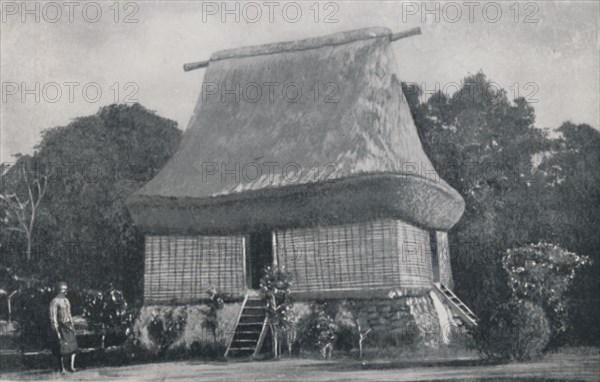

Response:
(127, 27), (465, 233)
(276, 218), (434, 297)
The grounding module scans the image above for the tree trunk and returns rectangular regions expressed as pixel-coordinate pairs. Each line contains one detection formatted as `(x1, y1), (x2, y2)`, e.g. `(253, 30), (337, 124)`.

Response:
(26, 234), (32, 260)
(271, 324), (279, 358)
(359, 338), (363, 358)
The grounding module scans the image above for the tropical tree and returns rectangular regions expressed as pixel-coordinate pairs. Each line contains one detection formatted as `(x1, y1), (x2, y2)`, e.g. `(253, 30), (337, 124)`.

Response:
(406, 72), (549, 318)
(0, 103), (181, 302)
(536, 122), (600, 344)
(405, 73), (598, 346)
(0, 156), (49, 261)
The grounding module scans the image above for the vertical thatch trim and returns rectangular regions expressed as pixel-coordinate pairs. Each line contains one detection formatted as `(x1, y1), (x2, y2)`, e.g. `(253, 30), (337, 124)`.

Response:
(436, 231), (453, 288)
(241, 236), (247, 289)
(143, 235), (245, 304)
(272, 231), (279, 267)
(429, 231), (440, 283)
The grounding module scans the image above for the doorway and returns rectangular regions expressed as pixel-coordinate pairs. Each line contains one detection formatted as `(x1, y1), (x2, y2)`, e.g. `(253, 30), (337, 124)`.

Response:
(246, 232), (273, 290)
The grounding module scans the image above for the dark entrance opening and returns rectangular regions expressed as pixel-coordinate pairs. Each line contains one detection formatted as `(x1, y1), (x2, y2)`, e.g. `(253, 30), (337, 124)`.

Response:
(247, 232), (273, 289)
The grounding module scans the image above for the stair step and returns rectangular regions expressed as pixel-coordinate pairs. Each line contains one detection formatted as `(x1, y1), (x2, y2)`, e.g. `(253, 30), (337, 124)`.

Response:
(241, 316), (265, 319)
(233, 331), (261, 336)
(225, 294), (270, 359)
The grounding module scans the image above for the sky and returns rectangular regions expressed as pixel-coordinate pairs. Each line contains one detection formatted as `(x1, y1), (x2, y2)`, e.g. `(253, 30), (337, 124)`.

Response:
(1, 0), (598, 163)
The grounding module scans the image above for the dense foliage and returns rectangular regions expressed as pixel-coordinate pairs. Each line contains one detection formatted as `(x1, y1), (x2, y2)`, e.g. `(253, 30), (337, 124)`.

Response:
(503, 243), (588, 338)
(0, 104), (181, 303)
(405, 73), (599, 346)
(9, 279), (133, 351)
(82, 285), (137, 348)
(201, 288), (224, 344)
(12, 285), (56, 350)
(473, 300), (550, 361)
(296, 301), (342, 358)
(259, 266), (293, 358)
(147, 309), (188, 357)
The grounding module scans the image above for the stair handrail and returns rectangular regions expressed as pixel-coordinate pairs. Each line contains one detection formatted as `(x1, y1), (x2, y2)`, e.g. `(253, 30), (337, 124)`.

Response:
(225, 293), (249, 358)
(434, 283), (478, 326)
(252, 311), (269, 359)
(438, 283), (477, 318)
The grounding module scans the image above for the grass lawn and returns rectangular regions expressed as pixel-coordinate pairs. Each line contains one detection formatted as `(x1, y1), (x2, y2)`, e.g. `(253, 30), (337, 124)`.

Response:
(1, 347), (598, 381)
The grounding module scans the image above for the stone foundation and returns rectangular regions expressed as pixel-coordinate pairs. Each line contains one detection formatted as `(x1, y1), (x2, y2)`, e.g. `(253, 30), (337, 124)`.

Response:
(291, 295), (460, 349)
(348, 296), (444, 348)
(135, 295), (464, 353)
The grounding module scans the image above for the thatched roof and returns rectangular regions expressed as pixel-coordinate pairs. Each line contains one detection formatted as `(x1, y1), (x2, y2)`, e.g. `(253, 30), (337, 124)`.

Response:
(127, 27), (465, 234)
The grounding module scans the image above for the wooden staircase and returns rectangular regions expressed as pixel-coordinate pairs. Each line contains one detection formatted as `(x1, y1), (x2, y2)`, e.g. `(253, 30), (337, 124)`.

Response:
(224, 294), (269, 359)
(434, 283), (478, 327)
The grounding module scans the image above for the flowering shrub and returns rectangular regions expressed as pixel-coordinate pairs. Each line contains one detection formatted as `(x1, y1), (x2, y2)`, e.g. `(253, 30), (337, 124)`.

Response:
(82, 285), (136, 348)
(259, 266), (293, 358)
(503, 243), (589, 336)
(202, 288), (224, 344)
(11, 282), (135, 350)
(312, 302), (339, 359)
(147, 309), (188, 357)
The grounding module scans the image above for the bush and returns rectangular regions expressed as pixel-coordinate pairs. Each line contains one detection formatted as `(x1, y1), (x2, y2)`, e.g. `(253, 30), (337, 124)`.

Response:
(295, 301), (339, 358)
(147, 309), (187, 357)
(12, 285), (55, 351)
(81, 285), (136, 348)
(11, 281), (135, 351)
(202, 288), (224, 344)
(503, 243), (588, 338)
(260, 266), (293, 358)
(473, 300), (550, 361)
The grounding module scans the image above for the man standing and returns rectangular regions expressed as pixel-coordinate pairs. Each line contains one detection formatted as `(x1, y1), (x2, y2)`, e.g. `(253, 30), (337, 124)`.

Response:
(49, 281), (78, 373)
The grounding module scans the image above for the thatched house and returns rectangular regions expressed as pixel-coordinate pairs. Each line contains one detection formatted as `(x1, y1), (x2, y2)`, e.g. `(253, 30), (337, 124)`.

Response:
(127, 27), (475, 357)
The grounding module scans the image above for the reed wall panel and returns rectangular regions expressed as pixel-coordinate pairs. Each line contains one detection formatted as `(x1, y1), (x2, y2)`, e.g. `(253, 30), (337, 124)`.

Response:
(144, 235), (245, 303)
(275, 219), (434, 293)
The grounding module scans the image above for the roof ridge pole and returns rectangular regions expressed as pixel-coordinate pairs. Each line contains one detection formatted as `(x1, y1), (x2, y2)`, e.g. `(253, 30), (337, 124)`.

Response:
(183, 27), (421, 72)
(390, 27), (422, 42)
(183, 59), (210, 72)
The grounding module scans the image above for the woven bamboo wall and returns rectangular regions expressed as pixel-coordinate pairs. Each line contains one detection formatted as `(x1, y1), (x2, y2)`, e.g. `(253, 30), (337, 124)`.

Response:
(435, 231), (453, 288)
(144, 235), (245, 303)
(275, 219), (434, 294)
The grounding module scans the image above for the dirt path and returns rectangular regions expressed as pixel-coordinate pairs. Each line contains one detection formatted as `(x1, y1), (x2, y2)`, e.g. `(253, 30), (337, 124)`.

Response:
(2, 348), (598, 381)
